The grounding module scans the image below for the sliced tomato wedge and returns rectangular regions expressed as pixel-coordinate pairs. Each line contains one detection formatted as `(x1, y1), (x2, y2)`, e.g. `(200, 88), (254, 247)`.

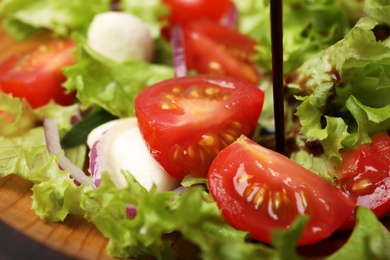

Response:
(0, 39), (76, 108)
(336, 132), (390, 228)
(208, 135), (356, 245)
(183, 20), (261, 85)
(162, 0), (232, 26)
(135, 75), (264, 180)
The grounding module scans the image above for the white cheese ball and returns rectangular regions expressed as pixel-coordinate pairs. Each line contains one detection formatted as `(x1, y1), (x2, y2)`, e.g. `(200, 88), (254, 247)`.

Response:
(87, 11), (154, 62)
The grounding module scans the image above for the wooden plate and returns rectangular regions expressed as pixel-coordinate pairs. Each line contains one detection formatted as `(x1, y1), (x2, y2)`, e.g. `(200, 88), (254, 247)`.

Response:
(0, 26), (114, 260)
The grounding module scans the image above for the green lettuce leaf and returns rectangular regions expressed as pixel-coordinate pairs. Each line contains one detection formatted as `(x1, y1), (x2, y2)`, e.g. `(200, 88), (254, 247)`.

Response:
(0, 94), (90, 221)
(233, 0), (356, 74)
(0, 93), (80, 137)
(288, 0), (390, 163)
(63, 35), (173, 118)
(0, 93), (38, 136)
(81, 171), (281, 259)
(0, 0), (111, 40)
(0, 126), (91, 221)
(271, 215), (308, 260)
(328, 207), (390, 259)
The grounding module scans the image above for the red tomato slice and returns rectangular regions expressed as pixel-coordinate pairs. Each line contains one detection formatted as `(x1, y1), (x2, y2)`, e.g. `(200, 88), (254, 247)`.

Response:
(135, 75), (264, 180)
(183, 20), (261, 85)
(0, 39), (76, 108)
(162, 0), (232, 25)
(208, 135), (356, 245)
(336, 132), (390, 227)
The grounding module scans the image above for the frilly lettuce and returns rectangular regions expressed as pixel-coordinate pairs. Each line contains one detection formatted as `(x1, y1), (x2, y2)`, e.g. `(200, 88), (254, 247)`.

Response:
(233, 0), (357, 75)
(0, 92), (80, 137)
(1, 94), (389, 258)
(327, 207), (390, 259)
(63, 35), (173, 118)
(0, 0), (390, 259)
(287, 0), (390, 164)
(0, 0), (111, 40)
(0, 0), (168, 40)
(0, 94), (88, 221)
(0, 126), (89, 221)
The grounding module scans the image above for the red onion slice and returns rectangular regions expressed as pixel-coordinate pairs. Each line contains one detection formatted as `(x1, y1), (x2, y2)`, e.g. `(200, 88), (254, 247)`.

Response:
(170, 25), (187, 78)
(43, 117), (92, 185)
(172, 185), (188, 195)
(89, 140), (103, 187)
(70, 104), (83, 125)
(126, 204), (137, 219)
(220, 2), (239, 27)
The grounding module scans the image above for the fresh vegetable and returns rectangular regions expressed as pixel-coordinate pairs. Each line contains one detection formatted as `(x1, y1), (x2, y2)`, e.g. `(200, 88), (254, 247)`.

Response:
(0, 0), (390, 259)
(87, 117), (179, 191)
(336, 132), (390, 229)
(135, 74), (264, 180)
(0, 0), (110, 40)
(183, 19), (261, 84)
(87, 11), (154, 62)
(208, 135), (356, 245)
(287, 13), (390, 165)
(62, 35), (174, 118)
(162, 0), (232, 26)
(43, 117), (92, 185)
(0, 39), (76, 108)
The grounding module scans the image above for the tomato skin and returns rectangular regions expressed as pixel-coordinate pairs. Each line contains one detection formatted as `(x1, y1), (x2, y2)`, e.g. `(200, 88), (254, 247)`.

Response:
(162, 0), (232, 26)
(208, 135), (356, 245)
(135, 75), (264, 180)
(0, 40), (76, 108)
(183, 20), (261, 85)
(336, 132), (390, 228)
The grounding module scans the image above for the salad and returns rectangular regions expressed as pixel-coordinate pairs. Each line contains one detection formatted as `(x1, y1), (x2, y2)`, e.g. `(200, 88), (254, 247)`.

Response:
(1, 0), (390, 259)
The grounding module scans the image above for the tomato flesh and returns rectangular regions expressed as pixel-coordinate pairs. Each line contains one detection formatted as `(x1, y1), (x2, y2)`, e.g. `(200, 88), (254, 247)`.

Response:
(208, 135), (356, 245)
(135, 75), (264, 180)
(337, 132), (390, 226)
(162, 0), (232, 26)
(0, 40), (76, 108)
(183, 20), (261, 85)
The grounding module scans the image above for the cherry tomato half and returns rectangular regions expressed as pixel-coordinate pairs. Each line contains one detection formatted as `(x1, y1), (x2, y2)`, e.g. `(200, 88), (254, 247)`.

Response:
(336, 132), (390, 228)
(135, 75), (264, 180)
(0, 39), (76, 108)
(183, 20), (261, 85)
(208, 135), (356, 245)
(162, 0), (232, 26)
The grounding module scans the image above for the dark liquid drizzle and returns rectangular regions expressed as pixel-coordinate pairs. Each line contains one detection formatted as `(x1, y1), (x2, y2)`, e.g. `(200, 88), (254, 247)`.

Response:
(270, 0), (285, 154)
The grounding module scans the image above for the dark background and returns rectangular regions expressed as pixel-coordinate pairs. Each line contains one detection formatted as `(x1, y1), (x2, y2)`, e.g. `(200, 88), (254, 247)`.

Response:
(0, 220), (74, 260)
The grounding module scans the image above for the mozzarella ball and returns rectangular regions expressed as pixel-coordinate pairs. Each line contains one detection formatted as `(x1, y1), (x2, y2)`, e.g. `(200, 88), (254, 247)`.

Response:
(87, 11), (154, 62)
(88, 118), (179, 192)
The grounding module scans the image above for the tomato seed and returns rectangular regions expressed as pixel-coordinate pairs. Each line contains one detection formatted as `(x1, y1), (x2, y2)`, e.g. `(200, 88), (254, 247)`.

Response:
(187, 145), (196, 158)
(165, 94), (175, 100)
(222, 133), (235, 143)
(172, 87), (181, 94)
(205, 87), (218, 96)
(351, 178), (372, 192)
(296, 190), (308, 213)
(173, 146), (182, 161)
(208, 61), (222, 73)
(199, 134), (215, 146)
(243, 182), (258, 200)
(160, 102), (178, 110)
(253, 186), (266, 208)
(237, 173), (252, 184)
(229, 121), (242, 130)
(189, 88), (200, 97)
